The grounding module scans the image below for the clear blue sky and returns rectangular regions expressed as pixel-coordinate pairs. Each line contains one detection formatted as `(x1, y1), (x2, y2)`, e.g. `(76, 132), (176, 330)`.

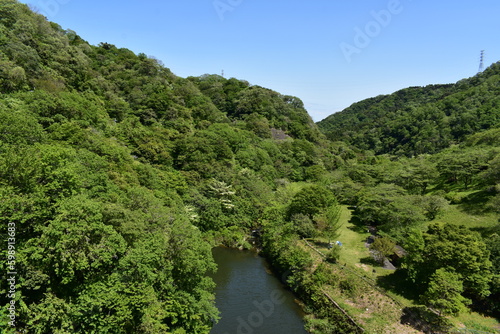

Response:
(19, 0), (500, 121)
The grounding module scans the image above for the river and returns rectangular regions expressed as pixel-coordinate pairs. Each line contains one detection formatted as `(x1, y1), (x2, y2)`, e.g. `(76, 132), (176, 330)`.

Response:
(210, 247), (308, 334)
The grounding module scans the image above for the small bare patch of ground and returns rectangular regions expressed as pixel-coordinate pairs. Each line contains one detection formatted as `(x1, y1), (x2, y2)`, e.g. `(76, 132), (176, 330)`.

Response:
(384, 322), (424, 334)
(355, 263), (371, 272)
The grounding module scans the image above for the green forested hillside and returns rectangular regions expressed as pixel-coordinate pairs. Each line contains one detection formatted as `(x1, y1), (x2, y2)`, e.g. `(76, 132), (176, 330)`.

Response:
(316, 61), (500, 330)
(317, 64), (500, 156)
(0, 1), (344, 332)
(0, 1), (499, 333)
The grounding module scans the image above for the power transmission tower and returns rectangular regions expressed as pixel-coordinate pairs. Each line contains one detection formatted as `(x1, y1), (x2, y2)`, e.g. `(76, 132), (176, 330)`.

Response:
(479, 50), (485, 73)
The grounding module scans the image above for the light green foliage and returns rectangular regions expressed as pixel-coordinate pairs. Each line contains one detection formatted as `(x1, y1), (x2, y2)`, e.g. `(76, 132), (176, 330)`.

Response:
(242, 113), (272, 138)
(231, 168), (274, 225)
(417, 195), (449, 220)
(206, 179), (235, 209)
(486, 194), (500, 213)
(325, 246), (341, 264)
(327, 171), (363, 205)
(26, 293), (75, 333)
(435, 147), (491, 190)
(322, 204), (342, 242)
(0, 59), (28, 92)
(291, 213), (317, 238)
(305, 317), (343, 334)
(397, 157), (439, 194)
(464, 128), (500, 147)
(355, 184), (426, 238)
(403, 223), (493, 300)
(421, 268), (471, 316)
(370, 236), (396, 264)
(400, 228), (425, 272)
(287, 184), (337, 219)
(481, 154), (500, 186)
(0, 1), (499, 331)
(174, 124), (250, 178)
(116, 116), (176, 165)
(318, 64), (500, 156)
(284, 184), (342, 240)
(193, 196), (231, 231)
(261, 219), (313, 282)
(0, 144), (94, 199)
(484, 231), (500, 313)
(305, 165), (327, 182)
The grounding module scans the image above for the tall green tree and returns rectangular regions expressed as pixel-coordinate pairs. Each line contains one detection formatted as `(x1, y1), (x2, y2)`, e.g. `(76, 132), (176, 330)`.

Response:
(287, 184), (336, 219)
(421, 268), (471, 316)
(370, 236), (396, 264)
(403, 223), (493, 300)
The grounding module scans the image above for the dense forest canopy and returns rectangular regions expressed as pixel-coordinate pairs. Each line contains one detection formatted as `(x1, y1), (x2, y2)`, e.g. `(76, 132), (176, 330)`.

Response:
(317, 65), (500, 156)
(0, 0), (499, 333)
(0, 1), (339, 332)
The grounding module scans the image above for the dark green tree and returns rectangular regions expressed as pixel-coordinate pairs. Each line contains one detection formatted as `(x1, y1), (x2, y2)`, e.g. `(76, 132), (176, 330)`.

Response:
(287, 185), (337, 219)
(421, 268), (471, 316)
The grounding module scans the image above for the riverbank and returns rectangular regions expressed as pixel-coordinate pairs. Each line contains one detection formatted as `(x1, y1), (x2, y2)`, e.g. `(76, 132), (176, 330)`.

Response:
(206, 205), (500, 334)
(207, 234), (363, 333)
(298, 206), (500, 334)
(207, 220), (413, 333)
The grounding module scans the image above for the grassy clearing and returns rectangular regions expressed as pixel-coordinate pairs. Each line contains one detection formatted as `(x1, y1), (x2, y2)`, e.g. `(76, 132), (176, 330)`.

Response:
(303, 205), (500, 333)
(314, 206), (400, 282)
(432, 203), (499, 230)
(300, 242), (418, 333)
(312, 207), (374, 274)
(452, 312), (500, 333)
(300, 206), (421, 333)
(336, 207), (372, 266)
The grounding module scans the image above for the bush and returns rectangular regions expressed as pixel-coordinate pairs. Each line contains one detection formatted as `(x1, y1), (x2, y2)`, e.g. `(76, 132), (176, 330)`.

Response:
(370, 236), (396, 264)
(339, 279), (358, 297)
(486, 193), (500, 213)
(326, 246), (341, 264)
(444, 191), (468, 204)
(291, 213), (318, 238)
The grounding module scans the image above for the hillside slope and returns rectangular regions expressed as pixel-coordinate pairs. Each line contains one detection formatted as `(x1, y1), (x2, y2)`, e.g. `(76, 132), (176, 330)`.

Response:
(318, 64), (500, 156)
(0, 1), (341, 332)
(1, 1), (498, 333)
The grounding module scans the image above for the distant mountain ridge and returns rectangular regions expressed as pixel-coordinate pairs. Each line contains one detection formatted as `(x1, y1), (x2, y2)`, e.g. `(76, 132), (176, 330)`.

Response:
(317, 63), (500, 156)
(1, 2), (499, 332)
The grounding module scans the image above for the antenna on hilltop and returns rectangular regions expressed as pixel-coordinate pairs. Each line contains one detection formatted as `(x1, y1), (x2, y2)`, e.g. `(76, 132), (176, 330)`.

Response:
(221, 70), (224, 78)
(479, 50), (485, 73)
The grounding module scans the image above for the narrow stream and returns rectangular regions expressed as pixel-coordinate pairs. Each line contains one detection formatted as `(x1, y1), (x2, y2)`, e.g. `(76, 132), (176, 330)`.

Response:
(210, 247), (307, 334)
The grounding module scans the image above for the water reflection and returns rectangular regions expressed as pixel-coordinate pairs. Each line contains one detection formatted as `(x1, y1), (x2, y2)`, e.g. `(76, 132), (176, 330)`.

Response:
(210, 247), (307, 334)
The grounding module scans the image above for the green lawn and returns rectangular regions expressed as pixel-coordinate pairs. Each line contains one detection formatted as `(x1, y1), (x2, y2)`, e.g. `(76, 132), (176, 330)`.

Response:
(336, 206), (372, 266)
(314, 206), (396, 281)
(431, 204), (499, 230)
(311, 205), (500, 333)
(453, 311), (500, 333)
